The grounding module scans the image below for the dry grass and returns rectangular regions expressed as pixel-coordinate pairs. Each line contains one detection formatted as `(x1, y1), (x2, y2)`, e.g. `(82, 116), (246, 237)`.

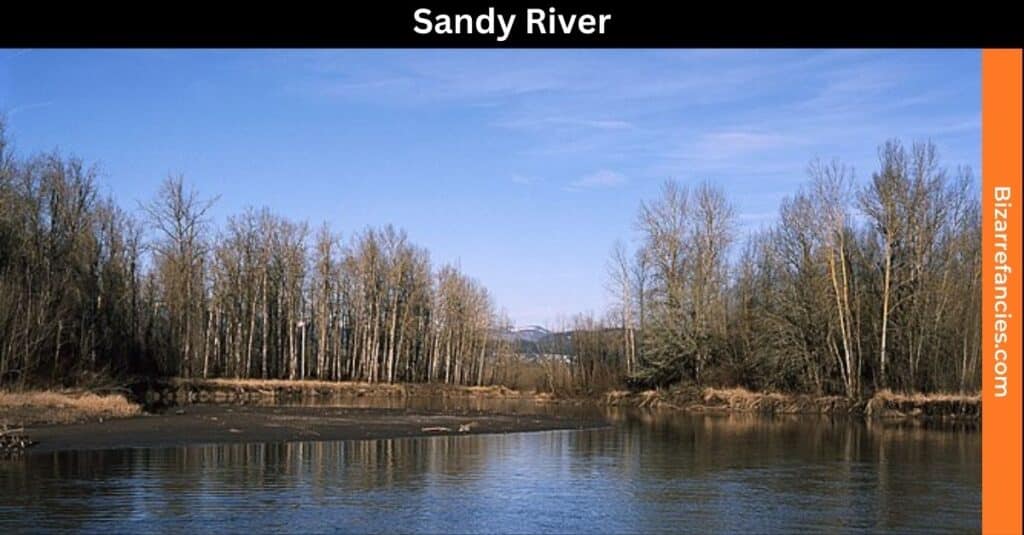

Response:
(183, 378), (402, 390)
(604, 385), (978, 419)
(602, 389), (681, 409)
(864, 389), (979, 419)
(869, 389), (979, 403)
(699, 387), (850, 414)
(152, 378), (546, 404)
(0, 390), (141, 427)
(462, 385), (524, 397)
(165, 378), (392, 393)
(172, 378), (522, 394)
(702, 387), (786, 406)
(604, 386), (847, 413)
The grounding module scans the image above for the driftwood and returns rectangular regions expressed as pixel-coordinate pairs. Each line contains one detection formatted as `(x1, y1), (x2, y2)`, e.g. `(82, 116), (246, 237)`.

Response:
(1, 426), (36, 459)
(422, 421), (478, 433)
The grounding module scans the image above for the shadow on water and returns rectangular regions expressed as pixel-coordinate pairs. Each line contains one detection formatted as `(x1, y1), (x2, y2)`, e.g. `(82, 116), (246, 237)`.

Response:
(0, 402), (979, 534)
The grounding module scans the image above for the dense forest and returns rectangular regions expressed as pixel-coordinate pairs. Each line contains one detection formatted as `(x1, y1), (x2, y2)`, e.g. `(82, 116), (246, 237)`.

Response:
(591, 141), (980, 397)
(0, 119), (980, 398)
(0, 120), (512, 388)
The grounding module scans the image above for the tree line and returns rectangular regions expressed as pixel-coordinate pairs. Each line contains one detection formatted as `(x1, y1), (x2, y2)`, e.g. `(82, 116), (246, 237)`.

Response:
(598, 139), (980, 397)
(0, 119), (981, 398)
(0, 121), (510, 388)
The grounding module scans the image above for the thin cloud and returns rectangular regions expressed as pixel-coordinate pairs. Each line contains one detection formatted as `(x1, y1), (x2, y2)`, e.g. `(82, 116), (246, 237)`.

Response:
(497, 116), (634, 131)
(698, 130), (796, 154)
(291, 51), (577, 104)
(664, 130), (804, 171)
(6, 101), (54, 117)
(568, 170), (627, 190)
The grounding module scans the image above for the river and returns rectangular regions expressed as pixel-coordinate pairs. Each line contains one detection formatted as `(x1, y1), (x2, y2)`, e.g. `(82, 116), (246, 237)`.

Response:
(0, 404), (980, 533)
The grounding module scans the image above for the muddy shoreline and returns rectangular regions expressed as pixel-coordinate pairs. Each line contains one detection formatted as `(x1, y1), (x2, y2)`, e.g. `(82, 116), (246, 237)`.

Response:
(133, 379), (980, 421)
(23, 404), (607, 454)
(4, 379), (979, 455)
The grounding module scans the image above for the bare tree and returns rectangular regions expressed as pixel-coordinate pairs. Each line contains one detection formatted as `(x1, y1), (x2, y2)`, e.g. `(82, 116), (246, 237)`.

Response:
(142, 176), (217, 378)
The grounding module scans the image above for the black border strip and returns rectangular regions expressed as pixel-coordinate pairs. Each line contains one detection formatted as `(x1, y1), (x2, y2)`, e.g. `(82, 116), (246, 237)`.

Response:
(3, 3), (1022, 48)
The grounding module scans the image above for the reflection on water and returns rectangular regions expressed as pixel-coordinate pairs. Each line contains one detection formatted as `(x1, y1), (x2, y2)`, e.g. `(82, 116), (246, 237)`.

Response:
(0, 407), (979, 534)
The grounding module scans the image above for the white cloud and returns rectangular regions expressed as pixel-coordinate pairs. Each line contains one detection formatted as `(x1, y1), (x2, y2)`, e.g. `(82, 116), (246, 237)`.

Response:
(497, 116), (633, 131)
(6, 101), (54, 117)
(693, 130), (800, 160)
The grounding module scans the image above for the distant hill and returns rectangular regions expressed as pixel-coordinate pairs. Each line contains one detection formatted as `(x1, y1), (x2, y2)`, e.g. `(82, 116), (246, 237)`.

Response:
(495, 326), (573, 357)
(497, 325), (551, 343)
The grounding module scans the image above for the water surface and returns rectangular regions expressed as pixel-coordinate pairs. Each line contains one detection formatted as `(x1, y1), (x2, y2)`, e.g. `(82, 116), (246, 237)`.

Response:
(0, 405), (980, 533)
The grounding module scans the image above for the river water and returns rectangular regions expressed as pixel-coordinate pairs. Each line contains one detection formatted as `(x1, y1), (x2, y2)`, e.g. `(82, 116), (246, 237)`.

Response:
(0, 404), (980, 533)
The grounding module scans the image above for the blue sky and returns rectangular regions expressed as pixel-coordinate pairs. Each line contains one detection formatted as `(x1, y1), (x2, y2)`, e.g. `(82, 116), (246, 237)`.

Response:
(0, 49), (980, 327)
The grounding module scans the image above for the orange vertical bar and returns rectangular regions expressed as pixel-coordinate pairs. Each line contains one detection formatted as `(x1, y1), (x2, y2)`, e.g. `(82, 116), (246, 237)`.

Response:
(982, 48), (1023, 535)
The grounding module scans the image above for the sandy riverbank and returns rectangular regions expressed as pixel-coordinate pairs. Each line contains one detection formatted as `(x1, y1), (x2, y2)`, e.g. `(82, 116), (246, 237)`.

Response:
(21, 404), (605, 453)
(1, 384), (589, 455)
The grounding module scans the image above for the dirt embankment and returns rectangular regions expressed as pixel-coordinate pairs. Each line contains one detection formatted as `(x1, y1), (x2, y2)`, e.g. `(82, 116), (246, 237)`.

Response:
(603, 386), (979, 420)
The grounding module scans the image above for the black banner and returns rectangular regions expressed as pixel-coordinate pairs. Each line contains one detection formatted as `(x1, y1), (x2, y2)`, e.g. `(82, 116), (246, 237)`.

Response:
(3, 2), (1022, 48)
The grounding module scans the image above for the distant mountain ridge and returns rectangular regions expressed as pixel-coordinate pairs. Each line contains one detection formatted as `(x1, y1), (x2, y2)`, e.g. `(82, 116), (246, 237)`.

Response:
(498, 325), (551, 343)
(495, 325), (573, 356)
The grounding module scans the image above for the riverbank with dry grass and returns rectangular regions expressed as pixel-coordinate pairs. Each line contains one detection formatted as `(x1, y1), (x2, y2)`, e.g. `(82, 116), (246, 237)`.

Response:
(1, 380), (978, 456)
(4, 380), (979, 428)
(2, 380), (566, 431)
(3, 381), (597, 455)
(0, 390), (142, 428)
(1, 390), (143, 457)
(863, 390), (981, 420)
(602, 386), (980, 420)
(137, 378), (559, 407)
